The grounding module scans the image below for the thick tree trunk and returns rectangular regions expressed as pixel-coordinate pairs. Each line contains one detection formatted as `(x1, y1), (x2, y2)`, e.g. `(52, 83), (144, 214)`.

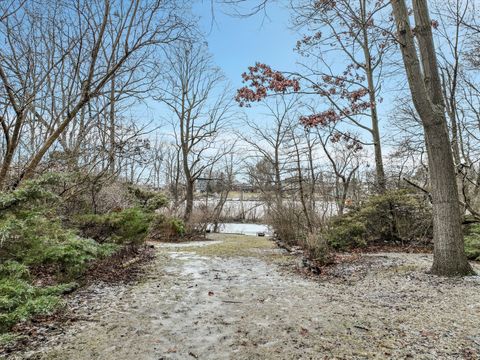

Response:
(425, 121), (472, 275)
(391, 0), (473, 276)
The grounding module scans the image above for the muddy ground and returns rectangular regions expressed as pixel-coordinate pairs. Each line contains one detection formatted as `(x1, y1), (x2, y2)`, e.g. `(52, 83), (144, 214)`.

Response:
(6, 234), (480, 360)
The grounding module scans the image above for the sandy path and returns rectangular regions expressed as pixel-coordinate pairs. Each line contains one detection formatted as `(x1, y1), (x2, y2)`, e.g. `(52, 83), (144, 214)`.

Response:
(13, 234), (480, 360)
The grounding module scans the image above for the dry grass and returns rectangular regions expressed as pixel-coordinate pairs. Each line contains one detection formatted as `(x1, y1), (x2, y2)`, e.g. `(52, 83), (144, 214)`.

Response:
(176, 233), (287, 261)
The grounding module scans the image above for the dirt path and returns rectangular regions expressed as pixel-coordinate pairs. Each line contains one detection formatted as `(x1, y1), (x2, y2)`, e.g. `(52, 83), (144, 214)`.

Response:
(12, 234), (480, 360)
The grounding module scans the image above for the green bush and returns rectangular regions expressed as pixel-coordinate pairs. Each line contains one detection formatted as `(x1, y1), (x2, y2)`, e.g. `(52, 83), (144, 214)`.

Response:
(0, 281), (60, 332)
(147, 214), (185, 241)
(128, 185), (169, 211)
(325, 218), (367, 249)
(0, 175), (150, 334)
(0, 212), (118, 278)
(324, 190), (432, 250)
(38, 238), (118, 277)
(145, 193), (169, 212)
(359, 190), (432, 243)
(0, 261), (77, 332)
(0, 260), (30, 280)
(465, 224), (480, 261)
(72, 214), (114, 243)
(76, 208), (153, 245)
(0, 174), (61, 215)
(109, 208), (153, 244)
(170, 218), (185, 236)
(0, 178), (120, 334)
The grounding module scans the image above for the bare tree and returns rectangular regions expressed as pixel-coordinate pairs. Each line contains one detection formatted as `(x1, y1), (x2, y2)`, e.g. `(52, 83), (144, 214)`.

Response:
(315, 127), (362, 216)
(205, 153), (239, 231)
(285, 126), (314, 231)
(240, 95), (298, 209)
(0, 0), (186, 188)
(157, 41), (236, 221)
(391, 0), (473, 276)
(289, 0), (394, 192)
(164, 144), (183, 206)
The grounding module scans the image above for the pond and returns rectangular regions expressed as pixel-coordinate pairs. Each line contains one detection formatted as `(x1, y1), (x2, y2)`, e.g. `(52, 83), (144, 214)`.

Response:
(194, 199), (338, 222)
(207, 223), (272, 236)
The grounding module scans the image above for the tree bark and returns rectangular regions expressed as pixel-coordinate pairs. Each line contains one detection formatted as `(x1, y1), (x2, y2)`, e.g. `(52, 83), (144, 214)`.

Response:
(391, 0), (473, 276)
(0, 65), (26, 189)
(185, 179), (194, 222)
(360, 6), (386, 192)
(108, 75), (116, 174)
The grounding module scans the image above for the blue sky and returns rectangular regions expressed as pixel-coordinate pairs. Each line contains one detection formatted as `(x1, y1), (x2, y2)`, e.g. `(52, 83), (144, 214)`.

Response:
(190, 2), (396, 128)
(138, 3), (301, 127)
(138, 2), (306, 137)
(137, 1), (395, 166)
(192, 2), (300, 88)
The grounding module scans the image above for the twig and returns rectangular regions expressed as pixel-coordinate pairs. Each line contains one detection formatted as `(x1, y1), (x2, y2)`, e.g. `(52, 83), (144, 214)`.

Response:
(403, 176), (480, 222)
(402, 177), (431, 201)
(353, 325), (370, 331)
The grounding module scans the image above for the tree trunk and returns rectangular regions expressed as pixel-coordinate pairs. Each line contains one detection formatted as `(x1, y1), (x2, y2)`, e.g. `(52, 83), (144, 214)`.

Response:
(361, 17), (386, 192)
(185, 179), (194, 222)
(336, 178), (345, 216)
(0, 112), (24, 189)
(391, 0), (473, 276)
(371, 117), (386, 192)
(292, 133), (313, 232)
(425, 120), (473, 275)
(109, 76), (116, 174)
(273, 142), (283, 210)
(0, 145), (15, 189)
(447, 105), (467, 213)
